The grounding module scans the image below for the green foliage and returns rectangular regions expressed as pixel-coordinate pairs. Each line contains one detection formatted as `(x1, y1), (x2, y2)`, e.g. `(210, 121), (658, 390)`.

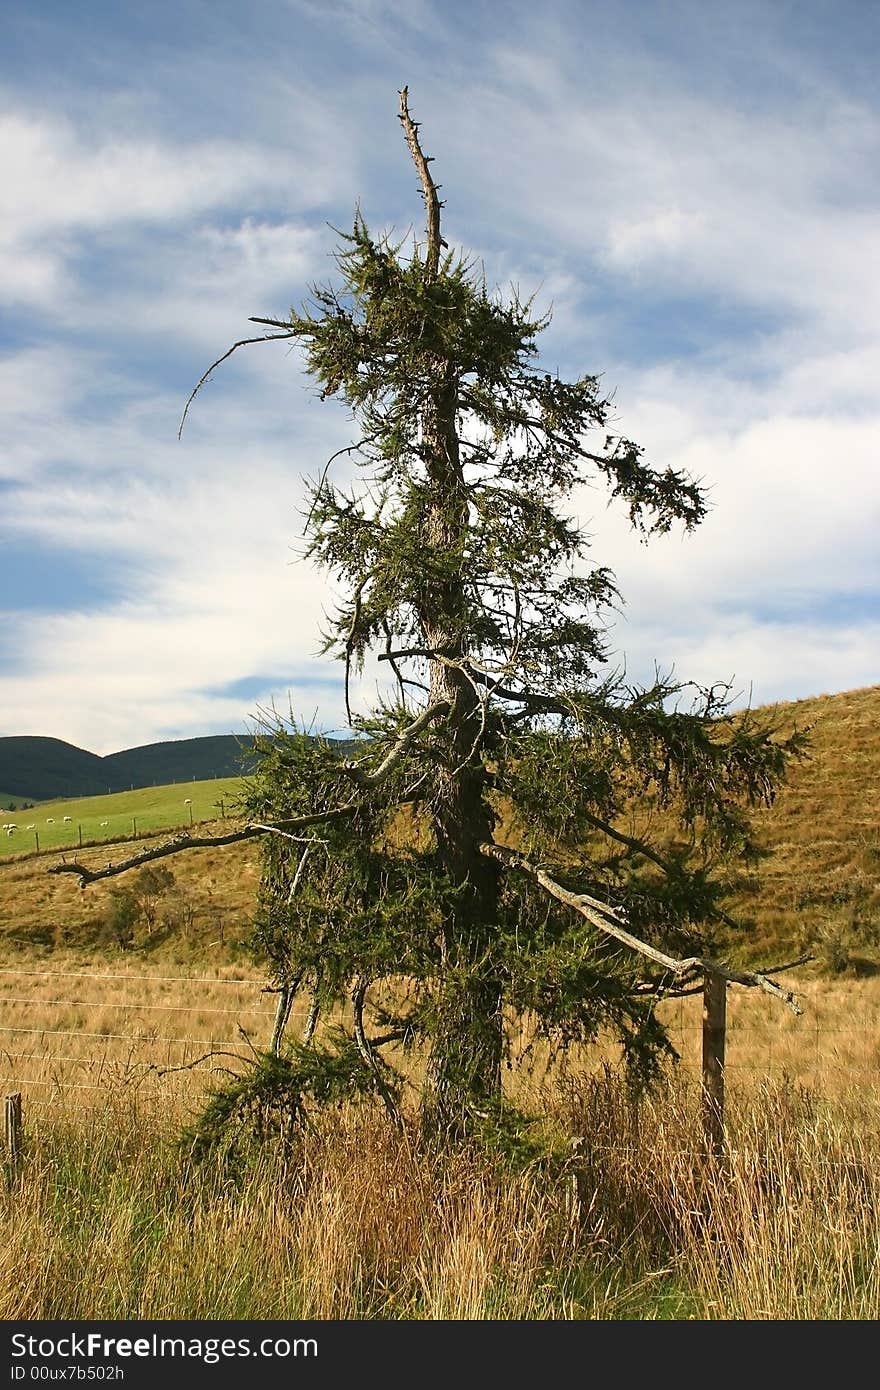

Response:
(106, 886), (139, 950)
(178, 1038), (395, 1172)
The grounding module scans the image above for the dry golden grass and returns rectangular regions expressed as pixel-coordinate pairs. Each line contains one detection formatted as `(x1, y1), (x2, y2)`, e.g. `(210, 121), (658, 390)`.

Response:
(2, 1070), (880, 1319)
(1, 683), (877, 972)
(0, 952), (878, 1119)
(0, 683), (877, 1117)
(0, 833), (260, 958)
(727, 683), (880, 969)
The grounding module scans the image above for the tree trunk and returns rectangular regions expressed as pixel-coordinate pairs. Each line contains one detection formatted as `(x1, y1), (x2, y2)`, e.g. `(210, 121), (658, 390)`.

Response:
(399, 94), (504, 1134)
(418, 371), (503, 1136)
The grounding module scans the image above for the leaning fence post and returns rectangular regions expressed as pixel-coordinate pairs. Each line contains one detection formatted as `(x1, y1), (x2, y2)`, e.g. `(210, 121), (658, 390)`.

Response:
(701, 970), (726, 1160)
(5, 1091), (23, 1178)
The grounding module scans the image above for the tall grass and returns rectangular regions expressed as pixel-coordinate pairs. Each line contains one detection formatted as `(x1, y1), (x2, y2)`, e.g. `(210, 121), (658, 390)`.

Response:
(3, 1069), (879, 1320)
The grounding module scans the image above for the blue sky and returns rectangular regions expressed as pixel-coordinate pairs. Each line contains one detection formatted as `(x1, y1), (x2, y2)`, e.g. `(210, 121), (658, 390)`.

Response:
(1, 0), (878, 755)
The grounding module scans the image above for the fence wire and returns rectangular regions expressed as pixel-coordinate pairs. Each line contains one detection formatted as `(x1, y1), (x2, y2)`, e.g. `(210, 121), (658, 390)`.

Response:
(0, 964), (877, 1105)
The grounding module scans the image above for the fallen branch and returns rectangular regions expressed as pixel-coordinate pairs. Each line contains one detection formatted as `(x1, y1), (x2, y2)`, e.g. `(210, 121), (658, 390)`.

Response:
(480, 841), (803, 1014)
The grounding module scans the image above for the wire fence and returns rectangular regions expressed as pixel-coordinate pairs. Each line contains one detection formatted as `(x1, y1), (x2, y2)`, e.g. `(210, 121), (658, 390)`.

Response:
(0, 965), (878, 1111)
(0, 966), (277, 1107)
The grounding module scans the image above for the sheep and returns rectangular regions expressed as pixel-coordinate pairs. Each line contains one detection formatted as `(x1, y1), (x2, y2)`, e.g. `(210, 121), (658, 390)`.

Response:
(99, 820), (109, 827)
(26, 824), (35, 830)
(63, 815), (72, 823)
(46, 818), (54, 824)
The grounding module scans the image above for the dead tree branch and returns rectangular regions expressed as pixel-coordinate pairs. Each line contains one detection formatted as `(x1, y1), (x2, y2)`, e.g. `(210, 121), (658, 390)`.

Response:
(398, 86), (444, 277)
(480, 842), (803, 1014)
(178, 331), (296, 438)
(48, 805), (360, 887)
(352, 977), (403, 1129)
(343, 700), (450, 786)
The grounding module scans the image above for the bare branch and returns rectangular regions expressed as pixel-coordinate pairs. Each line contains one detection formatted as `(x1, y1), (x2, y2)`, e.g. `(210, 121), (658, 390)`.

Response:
(344, 583), (365, 728)
(480, 842), (804, 1014)
(302, 438), (381, 535)
(250, 825), (328, 846)
(178, 331), (296, 439)
(658, 953), (814, 1001)
(377, 649), (572, 716)
(576, 808), (745, 934)
(302, 972), (321, 1045)
(150, 1049), (250, 1077)
(270, 981), (298, 1057)
(343, 700), (450, 787)
(378, 646), (450, 663)
(398, 86), (444, 277)
(49, 805), (360, 887)
(266, 846), (315, 1054)
(248, 316), (297, 330)
(381, 617), (408, 704)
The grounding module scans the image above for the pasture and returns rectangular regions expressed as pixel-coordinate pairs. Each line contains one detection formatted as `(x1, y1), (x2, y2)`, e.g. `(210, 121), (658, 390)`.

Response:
(0, 778), (247, 858)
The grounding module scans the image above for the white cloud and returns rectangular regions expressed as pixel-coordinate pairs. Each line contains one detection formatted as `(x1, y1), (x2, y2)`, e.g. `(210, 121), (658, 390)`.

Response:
(609, 612), (880, 713)
(443, 45), (880, 346)
(1, 112), (282, 234)
(0, 109), (332, 310)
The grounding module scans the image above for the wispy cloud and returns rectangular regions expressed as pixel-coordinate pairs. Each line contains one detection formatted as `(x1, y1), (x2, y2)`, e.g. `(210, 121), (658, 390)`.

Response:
(1, 0), (877, 753)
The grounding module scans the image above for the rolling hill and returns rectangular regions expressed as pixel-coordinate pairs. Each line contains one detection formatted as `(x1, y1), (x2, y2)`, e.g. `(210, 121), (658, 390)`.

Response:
(0, 733), (260, 804)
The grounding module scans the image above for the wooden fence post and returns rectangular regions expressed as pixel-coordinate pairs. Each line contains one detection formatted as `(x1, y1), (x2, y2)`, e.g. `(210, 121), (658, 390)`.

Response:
(5, 1091), (22, 1177)
(701, 970), (726, 1160)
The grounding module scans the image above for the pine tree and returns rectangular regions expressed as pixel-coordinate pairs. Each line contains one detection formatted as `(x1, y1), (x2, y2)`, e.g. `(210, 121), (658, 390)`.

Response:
(172, 90), (807, 1139)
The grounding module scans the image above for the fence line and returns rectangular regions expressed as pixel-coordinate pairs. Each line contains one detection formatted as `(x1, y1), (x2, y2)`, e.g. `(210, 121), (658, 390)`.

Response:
(0, 968), (265, 986)
(0, 1026), (242, 1045)
(3, 972), (879, 1160)
(0, 996), (273, 1015)
(0, 1077), (158, 1091)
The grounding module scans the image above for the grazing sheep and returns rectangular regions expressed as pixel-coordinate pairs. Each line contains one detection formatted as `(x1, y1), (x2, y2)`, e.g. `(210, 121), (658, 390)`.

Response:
(46, 818), (54, 824)
(26, 824), (35, 830)
(63, 815), (72, 823)
(99, 820), (109, 827)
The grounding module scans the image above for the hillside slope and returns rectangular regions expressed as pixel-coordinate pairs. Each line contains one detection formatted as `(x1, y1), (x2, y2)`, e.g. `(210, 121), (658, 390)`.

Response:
(0, 737), (107, 803)
(727, 684), (880, 971)
(0, 685), (877, 974)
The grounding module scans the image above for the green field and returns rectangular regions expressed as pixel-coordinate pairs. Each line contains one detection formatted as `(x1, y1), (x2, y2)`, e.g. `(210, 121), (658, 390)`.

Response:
(0, 776), (248, 857)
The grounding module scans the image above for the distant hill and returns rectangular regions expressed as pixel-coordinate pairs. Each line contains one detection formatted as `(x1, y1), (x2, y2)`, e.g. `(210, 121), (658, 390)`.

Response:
(0, 734), (261, 804)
